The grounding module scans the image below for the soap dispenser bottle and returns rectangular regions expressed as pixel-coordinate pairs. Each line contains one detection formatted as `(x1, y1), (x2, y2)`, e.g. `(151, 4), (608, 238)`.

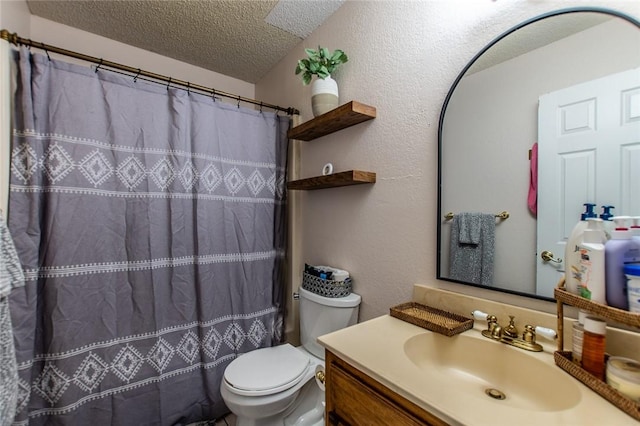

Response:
(565, 203), (597, 294)
(605, 216), (633, 310)
(578, 220), (606, 303)
(600, 205), (615, 240)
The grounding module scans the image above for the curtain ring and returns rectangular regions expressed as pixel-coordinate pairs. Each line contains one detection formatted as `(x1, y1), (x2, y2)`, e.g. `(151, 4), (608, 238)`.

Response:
(211, 89), (216, 102)
(40, 42), (50, 61)
(167, 77), (172, 91)
(187, 82), (190, 95)
(133, 68), (141, 82)
(237, 96), (241, 108)
(95, 58), (103, 73)
(259, 102), (263, 113)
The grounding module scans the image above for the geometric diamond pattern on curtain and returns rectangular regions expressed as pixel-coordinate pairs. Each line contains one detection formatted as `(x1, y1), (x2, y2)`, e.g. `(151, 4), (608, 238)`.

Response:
(7, 47), (289, 426)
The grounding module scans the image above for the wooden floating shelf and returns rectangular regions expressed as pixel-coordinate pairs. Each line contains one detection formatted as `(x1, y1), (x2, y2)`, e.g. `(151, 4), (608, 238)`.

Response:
(287, 170), (376, 190)
(287, 101), (376, 141)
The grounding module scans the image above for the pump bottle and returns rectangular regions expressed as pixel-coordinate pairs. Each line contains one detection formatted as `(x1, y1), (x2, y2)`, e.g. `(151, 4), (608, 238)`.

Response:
(600, 205), (615, 240)
(565, 203), (598, 294)
(605, 216), (634, 310)
(578, 220), (606, 303)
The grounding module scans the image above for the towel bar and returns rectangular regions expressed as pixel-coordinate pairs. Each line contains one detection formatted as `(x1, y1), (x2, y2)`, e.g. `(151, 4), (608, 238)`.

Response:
(444, 211), (509, 221)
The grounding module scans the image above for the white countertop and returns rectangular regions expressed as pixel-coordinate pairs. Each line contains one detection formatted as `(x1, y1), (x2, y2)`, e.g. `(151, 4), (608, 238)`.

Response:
(318, 315), (637, 426)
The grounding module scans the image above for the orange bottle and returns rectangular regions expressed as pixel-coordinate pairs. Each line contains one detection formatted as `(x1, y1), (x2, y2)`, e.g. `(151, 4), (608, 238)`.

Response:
(581, 316), (607, 380)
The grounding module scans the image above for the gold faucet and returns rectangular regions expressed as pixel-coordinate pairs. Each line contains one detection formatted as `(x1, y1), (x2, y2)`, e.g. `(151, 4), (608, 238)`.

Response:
(503, 315), (518, 338)
(471, 311), (557, 352)
(481, 315), (502, 340)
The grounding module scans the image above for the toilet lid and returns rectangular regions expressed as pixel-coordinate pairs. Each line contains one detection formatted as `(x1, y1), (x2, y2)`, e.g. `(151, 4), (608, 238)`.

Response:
(224, 344), (310, 396)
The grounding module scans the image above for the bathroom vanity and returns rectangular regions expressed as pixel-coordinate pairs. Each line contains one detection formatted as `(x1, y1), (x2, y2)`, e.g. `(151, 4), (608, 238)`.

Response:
(318, 287), (640, 426)
(325, 350), (447, 425)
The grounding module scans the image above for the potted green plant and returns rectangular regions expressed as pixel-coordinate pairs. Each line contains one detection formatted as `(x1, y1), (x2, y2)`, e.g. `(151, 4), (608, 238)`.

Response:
(295, 47), (348, 117)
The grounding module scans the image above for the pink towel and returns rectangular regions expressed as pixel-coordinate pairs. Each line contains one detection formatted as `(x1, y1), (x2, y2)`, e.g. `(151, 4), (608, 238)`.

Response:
(528, 142), (538, 216)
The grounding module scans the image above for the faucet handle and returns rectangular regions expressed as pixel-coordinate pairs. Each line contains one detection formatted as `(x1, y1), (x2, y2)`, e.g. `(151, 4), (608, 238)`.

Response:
(522, 324), (557, 342)
(522, 325), (536, 343)
(534, 326), (557, 340)
(471, 310), (489, 321)
(472, 311), (501, 340)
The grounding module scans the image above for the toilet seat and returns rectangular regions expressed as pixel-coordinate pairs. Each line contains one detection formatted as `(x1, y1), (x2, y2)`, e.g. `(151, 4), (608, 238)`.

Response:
(224, 344), (311, 397)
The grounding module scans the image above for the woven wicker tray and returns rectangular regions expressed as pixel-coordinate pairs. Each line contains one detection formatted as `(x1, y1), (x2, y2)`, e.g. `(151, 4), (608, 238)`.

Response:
(390, 302), (474, 337)
(554, 287), (640, 328)
(554, 351), (640, 421)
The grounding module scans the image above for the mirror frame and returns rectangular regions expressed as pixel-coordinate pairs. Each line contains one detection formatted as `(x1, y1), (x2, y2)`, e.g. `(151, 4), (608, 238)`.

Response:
(436, 7), (640, 301)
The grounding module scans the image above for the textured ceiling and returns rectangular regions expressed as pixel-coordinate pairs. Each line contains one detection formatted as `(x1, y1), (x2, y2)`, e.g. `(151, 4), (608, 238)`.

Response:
(26, 0), (344, 83)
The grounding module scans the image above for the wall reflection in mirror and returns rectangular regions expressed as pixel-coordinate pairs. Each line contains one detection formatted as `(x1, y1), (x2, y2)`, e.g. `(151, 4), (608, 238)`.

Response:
(437, 8), (640, 301)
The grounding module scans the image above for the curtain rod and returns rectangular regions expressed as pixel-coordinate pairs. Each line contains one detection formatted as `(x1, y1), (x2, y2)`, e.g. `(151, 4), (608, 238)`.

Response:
(0, 29), (300, 116)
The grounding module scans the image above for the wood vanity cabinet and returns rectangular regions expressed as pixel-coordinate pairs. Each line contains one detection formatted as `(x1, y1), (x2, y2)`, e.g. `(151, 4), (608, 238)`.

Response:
(325, 350), (449, 426)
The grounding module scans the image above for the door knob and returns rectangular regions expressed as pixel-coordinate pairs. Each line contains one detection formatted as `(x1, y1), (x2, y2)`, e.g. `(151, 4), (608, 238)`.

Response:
(541, 250), (562, 263)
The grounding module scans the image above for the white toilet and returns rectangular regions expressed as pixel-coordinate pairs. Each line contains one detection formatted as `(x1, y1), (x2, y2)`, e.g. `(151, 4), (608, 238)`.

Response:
(220, 287), (361, 426)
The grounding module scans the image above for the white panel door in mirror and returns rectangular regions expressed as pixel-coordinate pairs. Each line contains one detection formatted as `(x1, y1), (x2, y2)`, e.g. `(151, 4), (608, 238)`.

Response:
(560, 99), (596, 134)
(537, 67), (640, 298)
(622, 87), (640, 216)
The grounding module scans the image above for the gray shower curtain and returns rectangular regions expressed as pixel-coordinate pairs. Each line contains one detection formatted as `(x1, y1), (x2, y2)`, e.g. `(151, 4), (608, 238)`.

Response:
(7, 48), (288, 425)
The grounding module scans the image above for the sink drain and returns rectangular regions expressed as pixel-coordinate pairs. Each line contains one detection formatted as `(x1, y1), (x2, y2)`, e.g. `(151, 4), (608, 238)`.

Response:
(485, 388), (506, 400)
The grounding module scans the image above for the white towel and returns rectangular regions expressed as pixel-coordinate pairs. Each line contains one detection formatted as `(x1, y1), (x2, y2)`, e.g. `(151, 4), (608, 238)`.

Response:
(449, 212), (495, 286)
(0, 215), (25, 426)
(316, 265), (349, 281)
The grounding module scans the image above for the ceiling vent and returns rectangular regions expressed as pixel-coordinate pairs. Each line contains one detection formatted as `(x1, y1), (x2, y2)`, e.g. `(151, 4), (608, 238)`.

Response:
(265, 0), (345, 39)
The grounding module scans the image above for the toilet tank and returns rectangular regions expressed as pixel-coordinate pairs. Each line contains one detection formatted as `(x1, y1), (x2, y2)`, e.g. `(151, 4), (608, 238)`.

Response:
(298, 287), (361, 359)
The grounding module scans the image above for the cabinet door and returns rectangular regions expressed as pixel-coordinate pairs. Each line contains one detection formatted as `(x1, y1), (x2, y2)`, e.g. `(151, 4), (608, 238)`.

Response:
(325, 351), (448, 426)
(328, 364), (425, 425)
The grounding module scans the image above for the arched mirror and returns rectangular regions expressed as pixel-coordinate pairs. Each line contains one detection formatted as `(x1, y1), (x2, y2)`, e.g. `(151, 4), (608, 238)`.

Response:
(437, 7), (640, 301)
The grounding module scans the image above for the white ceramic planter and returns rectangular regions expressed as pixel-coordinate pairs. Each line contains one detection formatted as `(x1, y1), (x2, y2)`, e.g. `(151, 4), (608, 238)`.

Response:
(311, 76), (339, 117)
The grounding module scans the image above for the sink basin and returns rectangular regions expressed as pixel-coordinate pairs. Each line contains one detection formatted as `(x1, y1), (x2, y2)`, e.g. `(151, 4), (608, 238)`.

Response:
(403, 331), (581, 412)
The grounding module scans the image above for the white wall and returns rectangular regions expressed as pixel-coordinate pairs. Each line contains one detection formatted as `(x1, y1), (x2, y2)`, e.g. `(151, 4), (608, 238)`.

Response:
(0, 0), (31, 218)
(0, 0), (30, 36)
(256, 1), (640, 328)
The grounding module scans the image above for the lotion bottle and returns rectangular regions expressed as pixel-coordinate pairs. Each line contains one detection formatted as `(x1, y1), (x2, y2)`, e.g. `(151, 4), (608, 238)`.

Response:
(605, 216), (633, 310)
(565, 203), (597, 294)
(578, 223), (606, 303)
